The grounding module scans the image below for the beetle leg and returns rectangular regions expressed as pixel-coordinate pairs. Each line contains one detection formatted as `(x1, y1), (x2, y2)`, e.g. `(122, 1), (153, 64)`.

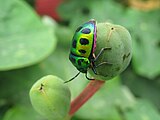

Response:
(86, 47), (112, 79)
(85, 72), (94, 80)
(90, 62), (112, 76)
(95, 61), (113, 68)
(90, 61), (98, 75)
(94, 47), (112, 62)
(93, 47), (113, 68)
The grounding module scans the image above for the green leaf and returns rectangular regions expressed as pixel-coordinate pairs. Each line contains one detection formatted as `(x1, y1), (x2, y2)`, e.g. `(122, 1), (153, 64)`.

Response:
(130, 10), (160, 79)
(121, 69), (160, 109)
(58, 0), (125, 29)
(124, 100), (160, 120)
(3, 105), (45, 120)
(0, 47), (75, 99)
(0, 0), (57, 70)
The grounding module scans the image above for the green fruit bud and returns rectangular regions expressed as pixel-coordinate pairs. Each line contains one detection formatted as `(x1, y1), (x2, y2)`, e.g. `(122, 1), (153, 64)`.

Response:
(89, 23), (132, 81)
(29, 75), (71, 120)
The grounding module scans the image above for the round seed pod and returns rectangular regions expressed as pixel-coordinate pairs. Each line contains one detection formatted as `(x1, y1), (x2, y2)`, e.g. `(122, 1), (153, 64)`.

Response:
(29, 75), (71, 120)
(89, 22), (132, 81)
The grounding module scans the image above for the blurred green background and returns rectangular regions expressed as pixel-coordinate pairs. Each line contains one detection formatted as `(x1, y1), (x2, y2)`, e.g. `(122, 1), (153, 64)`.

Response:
(0, 0), (160, 120)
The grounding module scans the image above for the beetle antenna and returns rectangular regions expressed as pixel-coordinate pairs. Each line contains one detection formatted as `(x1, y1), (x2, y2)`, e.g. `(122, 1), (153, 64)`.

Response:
(64, 72), (81, 83)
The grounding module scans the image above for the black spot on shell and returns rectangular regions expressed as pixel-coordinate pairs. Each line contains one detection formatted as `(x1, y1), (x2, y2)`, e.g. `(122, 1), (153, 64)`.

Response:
(79, 49), (86, 54)
(80, 38), (89, 45)
(78, 59), (84, 66)
(72, 40), (77, 48)
(76, 26), (83, 32)
(81, 28), (91, 34)
(69, 56), (76, 63)
(85, 60), (89, 64)
(78, 60), (81, 66)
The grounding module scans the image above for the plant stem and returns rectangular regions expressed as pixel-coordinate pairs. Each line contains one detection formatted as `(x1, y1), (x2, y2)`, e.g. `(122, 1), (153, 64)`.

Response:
(69, 80), (105, 116)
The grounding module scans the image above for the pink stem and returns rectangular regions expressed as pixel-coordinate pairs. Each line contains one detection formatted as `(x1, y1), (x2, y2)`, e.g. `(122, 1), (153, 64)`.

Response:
(69, 80), (105, 116)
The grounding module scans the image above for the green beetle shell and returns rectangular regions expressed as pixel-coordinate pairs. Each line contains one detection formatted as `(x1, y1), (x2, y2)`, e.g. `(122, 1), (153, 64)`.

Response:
(69, 20), (97, 73)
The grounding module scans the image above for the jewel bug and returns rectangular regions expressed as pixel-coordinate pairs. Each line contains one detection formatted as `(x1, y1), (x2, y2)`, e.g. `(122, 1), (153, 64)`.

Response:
(65, 19), (112, 83)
